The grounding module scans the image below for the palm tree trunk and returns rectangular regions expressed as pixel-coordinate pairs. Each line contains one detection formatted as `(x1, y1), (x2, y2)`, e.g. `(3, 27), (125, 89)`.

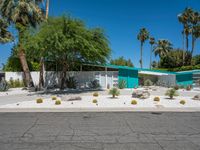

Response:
(150, 45), (152, 69)
(18, 30), (34, 88)
(45, 0), (49, 19)
(18, 49), (34, 87)
(39, 57), (44, 90)
(191, 34), (195, 56)
(140, 42), (143, 68)
(186, 34), (189, 51)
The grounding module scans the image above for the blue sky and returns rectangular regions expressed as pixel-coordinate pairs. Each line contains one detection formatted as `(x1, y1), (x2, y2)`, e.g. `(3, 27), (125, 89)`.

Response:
(0, 0), (200, 69)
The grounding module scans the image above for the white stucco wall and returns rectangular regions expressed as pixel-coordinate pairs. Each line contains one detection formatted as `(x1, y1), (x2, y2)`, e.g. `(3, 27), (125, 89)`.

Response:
(5, 71), (118, 88)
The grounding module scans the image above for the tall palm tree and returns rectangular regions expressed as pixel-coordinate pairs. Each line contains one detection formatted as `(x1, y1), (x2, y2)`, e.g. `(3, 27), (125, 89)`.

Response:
(0, 0), (44, 87)
(190, 11), (200, 56)
(0, 18), (12, 43)
(137, 28), (149, 68)
(154, 40), (173, 58)
(149, 37), (155, 69)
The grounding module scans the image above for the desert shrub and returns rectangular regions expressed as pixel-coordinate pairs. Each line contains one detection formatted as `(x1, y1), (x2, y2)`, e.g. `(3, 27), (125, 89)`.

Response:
(173, 85), (179, 90)
(118, 80), (126, 89)
(55, 100), (61, 105)
(180, 100), (186, 105)
(93, 92), (99, 97)
(66, 76), (77, 89)
(165, 89), (179, 99)
(144, 79), (153, 86)
(109, 88), (120, 98)
(92, 99), (98, 103)
(52, 96), (57, 100)
(0, 78), (9, 92)
(131, 100), (137, 105)
(8, 78), (24, 88)
(89, 80), (100, 89)
(154, 97), (160, 102)
(36, 98), (43, 103)
(186, 85), (192, 91)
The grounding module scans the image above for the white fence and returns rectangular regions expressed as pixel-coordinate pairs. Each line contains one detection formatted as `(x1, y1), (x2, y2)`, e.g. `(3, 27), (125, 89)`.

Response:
(5, 71), (118, 89)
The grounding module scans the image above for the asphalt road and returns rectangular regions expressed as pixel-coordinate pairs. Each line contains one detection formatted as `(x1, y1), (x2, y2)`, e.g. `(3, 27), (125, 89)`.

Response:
(0, 112), (200, 150)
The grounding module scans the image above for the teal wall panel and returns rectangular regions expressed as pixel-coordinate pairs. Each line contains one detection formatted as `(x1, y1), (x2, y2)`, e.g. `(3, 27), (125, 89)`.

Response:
(118, 69), (138, 88)
(176, 73), (193, 86)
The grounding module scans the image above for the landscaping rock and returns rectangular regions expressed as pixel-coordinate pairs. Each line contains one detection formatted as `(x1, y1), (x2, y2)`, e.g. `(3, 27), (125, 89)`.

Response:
(132, 90), (150, 99)
(193, 95), (200, 100)
(62, 96), (82, 101)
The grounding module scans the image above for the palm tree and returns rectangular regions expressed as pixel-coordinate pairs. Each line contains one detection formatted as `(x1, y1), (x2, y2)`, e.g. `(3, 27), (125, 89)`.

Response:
(190, 11), (200, 56)
(154, 40), (172, 58)
(0, 0), (44, 87)
(149, 37), (155, 69)
(0, 18), (12, 43)
(137, 28), (149, 68)
(192, 25), (200, 55)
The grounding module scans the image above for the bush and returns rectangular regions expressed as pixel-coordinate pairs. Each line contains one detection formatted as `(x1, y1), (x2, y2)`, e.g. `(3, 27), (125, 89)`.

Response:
(55, 100), (61, 105)
(92, 99), (98, 103)
(8, 78), (24, 88)
(89, 80), (100, 89)
(66, 76), (77, 89)
(144, 79), (153, 86)
(173, 85), (179, 90)
(180, 100), (186, 105)
(165, 89), (179, 99)
(36, 98), (43, 103)
(93, 92), (99, 97)
(154, 97), (160, 102)
(131, 100), (137, 105)
(109, 88), (120, 98)
(118, 80), (126, 89)
(186, 85), (192, 91)
(0, 78), (9, 92)
(52, 96), (57, 100)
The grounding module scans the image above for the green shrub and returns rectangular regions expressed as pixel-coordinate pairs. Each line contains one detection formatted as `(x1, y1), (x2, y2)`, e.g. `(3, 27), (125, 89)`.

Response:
(8, 79), (24, 88)
(93, 92), (99, 97)
(173, 85), (179, 90)
(52, 96), (57, 100)
(36, 98), (43, 103)
(0, 79), (9, 92)
(109, 88), (120, 98)
(154, 97), (160, 102)
(66, 76), (77, 89)
(131, 100), (137, 105)
(118, 80), (126, 89)
(144, 79), (153, 86)
(92, 99), (98, 103)
(165, 89), (179, 99)
(180, 100), (186, 105)
(55, 100), (61, 105)
(89, 80), (100, 89)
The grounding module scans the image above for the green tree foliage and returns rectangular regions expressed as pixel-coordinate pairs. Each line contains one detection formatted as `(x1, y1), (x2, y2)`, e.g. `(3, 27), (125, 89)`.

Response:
(154, 39), (173, 58)
(0, 17), (13, 43)
(192, 55), (200, 65)
(159, 49), (192, 68)
(110, 57), (134, 67)
(22, 16), (111, 89)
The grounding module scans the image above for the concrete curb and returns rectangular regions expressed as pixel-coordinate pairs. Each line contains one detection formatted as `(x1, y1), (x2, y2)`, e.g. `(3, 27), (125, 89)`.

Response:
(0, 107), (200, 112)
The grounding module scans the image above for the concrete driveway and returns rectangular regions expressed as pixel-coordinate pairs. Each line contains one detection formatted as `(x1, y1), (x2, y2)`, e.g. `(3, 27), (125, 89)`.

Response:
(0, 112), (200, 150)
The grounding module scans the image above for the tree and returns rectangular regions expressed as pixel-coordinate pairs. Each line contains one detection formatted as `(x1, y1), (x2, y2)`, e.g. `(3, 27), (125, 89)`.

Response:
(110, 57), (134, 67)
(23, 16), (111, 89)
(149, 37), (155, 69)
(191, 24), (200, 56)
(137, 28), (149, 68)
(154, 39), (172, 58)
(0, 0), (44, 87)
(0, 18), (13, 43)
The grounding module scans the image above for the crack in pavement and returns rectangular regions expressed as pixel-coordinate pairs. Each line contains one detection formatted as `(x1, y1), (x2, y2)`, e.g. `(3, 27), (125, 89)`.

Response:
(21, 118), (39, 138)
